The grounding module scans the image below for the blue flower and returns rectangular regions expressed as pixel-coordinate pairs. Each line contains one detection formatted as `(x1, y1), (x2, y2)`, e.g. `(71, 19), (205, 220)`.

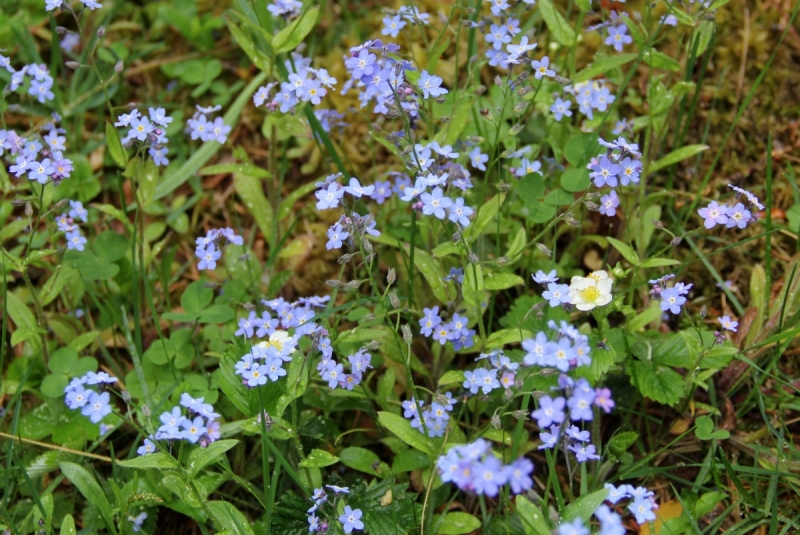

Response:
(322, 360), (343, 388)
(550, 98), (572, 121)
(471, 456), (507, 497)
(486, 24), (511, 50)
(66, 229), (87, 251)
(605, 25), (633, 52)
(265, 358), (287, 381)
(418, 70), (447, 99)
(326, 223), (349, 250)
(402, 398), (424, 419)
(599, 190), (620, 217)
(339, 506), (364, 534)
(567, 390), (595, 421)
(557, 517), (589, 535)
(726, 202), (751, 229)
(469, 147), (488, 171)
(590, 156), (621, 187)
(447, 197), (473, 227)
(698, 201), (728, 229)
(565, 425), (590, 442)
(65, 384), (89, 409)
(137, 438), (157, 456)
(236, 311), (258, 338)
(267, 0), (302, 17)
(596, 504), (626, 535)
(531, 56), (555, 79)
(128, 117), (155, 142)
(345, 49), (377, 79)
(515, 158), (542, 177)
(420, 187), (452, 219)
(542, 283), (571, 307)
(532, 270), (558, 284)
(538, 425), (560, 449)
(567, 443), (600, 462)
(29, 78), (54, 103)
(659, 287), (686, 314)
(628, 497), (657, 524)
(419, 306), (442, 336)
(544, 337), (576, 372)
(28, 158), (55, 184)
(619, 157), (642, 185)
(343, 177), (375, 198)
(196, 244), (221, 270)
(181, 416), (207, 443)
(604, 483), (630, 504)
(507, 457), (533, 494)
(382, 15), (406, 38)
(718, 315), (738, 332)
(81, 391), (111, 423)
(531, 395), (566, 428)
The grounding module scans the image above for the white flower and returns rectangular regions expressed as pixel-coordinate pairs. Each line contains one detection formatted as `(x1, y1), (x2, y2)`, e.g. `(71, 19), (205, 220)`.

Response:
(568, 270), (613, 311)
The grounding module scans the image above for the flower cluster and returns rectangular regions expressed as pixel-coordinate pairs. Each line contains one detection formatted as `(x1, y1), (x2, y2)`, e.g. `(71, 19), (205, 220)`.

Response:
(402, 392), (456, 438)
(522, 319), (592, 372)
(235, 331), (297, 387)
(698, 185), (763, 230)
(585, 137), (643, 217)
(55, 200), (89, 251)
(464, 350), (519, 395)
(187, 104), (231, 144)
(267, 0), (301, 18)
(45, 0), (101, 11)
(0, 58), (55, 103)
(115, 107), (174, 166)
(64, 371), (118, 423)
(194, 227), (244, 271)
(307, 486), (363, 534)
(341, 40), (413, 117)
(316, 347), (372, 391)
(255, 53), (336, 113)
(3, 113), (74, 186)
(648, 274), (692, 316)
(604, 482), (659, 525)
(419, 307), (476, 351)
(138, 393), (221, 454)
(436, 439), (533, 497)
(563, 80), (617, 122)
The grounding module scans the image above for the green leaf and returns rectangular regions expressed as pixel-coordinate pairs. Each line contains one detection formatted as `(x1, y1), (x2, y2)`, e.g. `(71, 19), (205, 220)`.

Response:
(206, 500), (256, 535)
(627, 303), (662, 332)
(105, 121), (128, 168)
(608, 431), (639, 456)
(377, 411), (434, 456)
(538, 0), (576, 46)
(154, 72), (268, 201)
(391, 449), (430, 474)
(198, 304), (235, 324)
(648, 144), (708, 175)
(200, 163), (270, 178)
(234, 172), (275, 249)
(117, 453), (178, 470)
(273, 6), (319, 54)
(226, 17), (271, 73)
(339, 447), (383, 477)
(278, 179), (318, 221)
(606, 236), (640, 265)
(181, 281), (213, 315)
(59, 462), (118, 535)
(562, 488), (610, 523)
(694, 414), (730, 440)
(438, 370), (465, 387)
(484, 272), (525, 290)
(574, 53), (637, 83)
(463, 194), (506, 244)
(414, 249), (451, 304)
(485, 328), (532, 349)
(629, 359), (684, 406)
(432, 242), (462, 258)
(41, 374), (69, 397)
(299, 449), (339, 469)
(695, 491), (727, 517)
(560, 168), (590, 193)
(93, 231), (128, 262)
(69, 330), (99, 353)
(621, 17), (646, 49)
(642, 49), (681, 72)
(515, 495), (551, 535)
(639, 257), (680, 268)
(137, 158), (158, 208)
(187, 439), (238, 476)
(433, 512), (481, 534)
(60, 514), (76, 535)
(63, 250), (120, 280)
(427, 35), (450, 73)
(575, 0), (591, 11)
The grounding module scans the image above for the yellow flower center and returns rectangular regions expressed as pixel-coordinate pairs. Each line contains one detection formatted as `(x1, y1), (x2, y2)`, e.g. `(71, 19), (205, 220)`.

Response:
(579, 286), (601, 303)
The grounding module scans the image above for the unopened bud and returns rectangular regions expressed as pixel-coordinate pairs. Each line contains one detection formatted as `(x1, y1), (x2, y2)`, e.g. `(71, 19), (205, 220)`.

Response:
(344, 280), (361, 291)
(54, 198), (69, 209)
(25, 202), (33, 218)
(466, 136), (484, 144)
(114, 60), (123, 73)
(66, 61), (81, 69)
(554, 75), (571, 85)
(479, 108), (493, 120)
(401, 324), (413, 344)
(141, 405), (151, 417)
(564, 215), (582, 227)
(122, 390), (131, 403)
(496, 256), (508, 266)
(494, 75), (503, 86)
(364, 253), (375, 263)
(699, 305), (707, 318)
(652, 219), (665, 229)
(11, 199), (26, 206)
(203, 282), (218, 288)
(56, 26), (68, 35)
(362, 313), (375, 322)
(439, 116), (450, 123)
(468, 253), (479, 264)
(242, 302), (256, 310)
(387, 268), (396, 284)
(539, 367), (561, 376)
(338, 253), (355, 264)
(584, 201), (600, 211)
(513, 101), (527, 114)
(325, 279), (342, 288)
(97, 26), (105, 37)
(491, 414), (502, 429)
(238, 253), (250, 262)
(504, 388), (514, 401)
(535, 243), (552, 257)
(364, 340), (382, 350)
(508, 124), (524, 136)
(512, 409), (528, 420)
(496, 182), (511, 192)
(517, 86), (532, 96)
(39, 519), (45, 527)
(670, 236), (682, 247)
(436, 98), (446, 105)
(363, 239), (373, 253)
(389, 292), (400, 309)
(452, 232), (461, 241)
(474, 85), (486, 96)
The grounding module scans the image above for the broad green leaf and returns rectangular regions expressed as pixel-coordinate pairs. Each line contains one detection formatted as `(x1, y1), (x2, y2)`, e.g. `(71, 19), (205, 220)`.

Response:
(574, 54), (637, 83)
(538, 0), (576, 46)
(40, 265), (77, 306)
(300, 449), (339, 469)
(226, 17), (270, 73)
(40, 374), (69, 397)
(60, 514), (76, 535)
(91, 203), (134, 233)
(278, 179), (318, 221)
(627, 302), (662, 332)
(560, 168), (590, 193)
(339, 446), (383, 476)
(695, 491), (727, 517)
(63, 250), (120, 280)
(69, 330), (100, 353)
(639, 257), (681, 268)
(562, 488), (609, 523)
(432, 241), (462, 258)
(438, 370), (465, 387)
(516, 495), (551, 535)
(433, 512), (481, 534)
(506, 226), (526, 261)
(187, 439), (238, 476)
(273, 6), (319, 54)
(391, 449), (429, 474)
(93, 231), (128, 262)
(608, 431), (639, 456)
(198, 304), (236, 324)
(442, 93), (476, 146)
(200, 163), (270, 178)
(463, 193), (506, 244)
(414, 249), (451, 304)
(648, 144), (708, 175)
(606, 236), (640, 265)
(105, 121), (128, 168)
(485, 328), (532, 349)
(137, 158), (158, 208)
(621, 17), (646, 49)
(118, 453), (178, 469)
(59, 462), (118, 535)
(234, 172), (275, 249)
(11, 327), (46, 347)
(642, 49), (681, 72)
(154, 72), (268, 201)
(377, 411), (434, 456)
(181, 281), (213, 315)
(575, 0), (591, 11)
(484, 272), (525, 290)
(629, 359), (684, 405)
(207, 500), (256, 535)
(746, 264), (766, 347)
(427, 35), (450, 73)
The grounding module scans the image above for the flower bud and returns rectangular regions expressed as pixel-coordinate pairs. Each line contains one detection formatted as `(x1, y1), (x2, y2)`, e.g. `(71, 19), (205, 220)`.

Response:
(363, 239), (373, 253)
(401, 324), (413, 344)
(344, 280), (361, 291)
(564, 215), (582, 227)
(700, 305), (707, 318)
(11, 199), (26, 206)
(670, 236), (682, 247)
(466, 136), (484, 144)
(468, 253), (479, 264)
(474, 85), (486, 96)
(114, 60), (124, 73)
(513, 101), (527, 114)
(387, 268), (396, 284)
(496, 182), (511, 192)
(389, 292), (400, 309)
(97, 26), (105, 37)
(122, 390), (131, 403)
(25, 202), (33, 218)
(504, 388), (514, 401)
(141, 405), (151, 417)
(452, 231), (461, 241)
(512, 409), (528, 420)
(338, 253), (355, 264)
(494, 75), (503, 86)
(496, 256), (508, 266)
(652, 219), (665, 229)
(584, 201), (600, 211)
(508, 124), (524, 136)
(491, 414), (502, 429)
(326, 280), (342, 288)
(535, 243), (552, 257)
(516, 86), (532, 96)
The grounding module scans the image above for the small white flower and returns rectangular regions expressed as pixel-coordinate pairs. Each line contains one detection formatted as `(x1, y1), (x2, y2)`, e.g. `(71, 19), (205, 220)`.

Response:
(568, 270), (613, 311)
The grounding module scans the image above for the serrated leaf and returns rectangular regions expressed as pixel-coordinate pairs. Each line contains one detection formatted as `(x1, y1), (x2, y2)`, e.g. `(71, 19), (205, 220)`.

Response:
(629, 360), (684, 406)
(377, 411), (434, 456)
(300, 449), (339, 469)
(187, 439), (238, 476)
(627, 302), (662, 332)
(607, 236), (640, 265)
(608, 431), (639, 456)
(273, 6), (319, 54)
(574, 53), (638, 83)
(105, 121), (128, 168)
(648, 144), (708, 175)
(539, 0), (576, 46)
(118, 452), (178, 469)
(59, 462), (118, 535)
(433, 512), (481, 534)
(485, 328), (532, 349)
